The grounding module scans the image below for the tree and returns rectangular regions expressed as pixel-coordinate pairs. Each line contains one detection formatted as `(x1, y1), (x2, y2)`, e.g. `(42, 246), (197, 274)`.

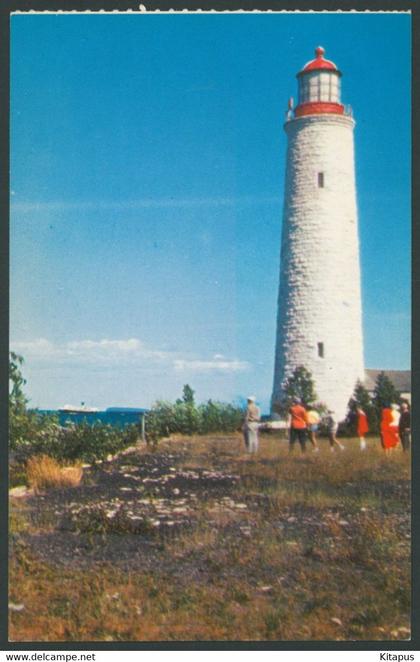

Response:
(372, 371), (401, 420)
(9, 352), (34, 449)
(346, 379), (378, 434)
(9, 352), (28, 412)
(176, 384), (195, 407)
(9, 352), (57, 457)
(173, 385), (198, 434)
(276, 366), (317, 415)
(182, 384), (195, 406)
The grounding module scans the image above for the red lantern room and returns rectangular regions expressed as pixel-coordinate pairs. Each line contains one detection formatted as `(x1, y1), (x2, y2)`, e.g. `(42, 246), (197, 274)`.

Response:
(294, 47), (345, 118)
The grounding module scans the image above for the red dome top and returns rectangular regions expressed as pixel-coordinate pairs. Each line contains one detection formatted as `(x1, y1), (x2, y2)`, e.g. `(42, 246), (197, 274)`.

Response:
(300, 46), (338, 74)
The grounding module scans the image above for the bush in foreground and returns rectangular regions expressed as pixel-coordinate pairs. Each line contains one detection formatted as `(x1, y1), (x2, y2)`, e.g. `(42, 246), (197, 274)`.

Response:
(11, 419), (139, 467)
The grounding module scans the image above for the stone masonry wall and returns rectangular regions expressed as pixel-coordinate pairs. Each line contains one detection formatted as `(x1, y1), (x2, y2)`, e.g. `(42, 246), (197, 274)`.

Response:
(272, 114), (365, 421)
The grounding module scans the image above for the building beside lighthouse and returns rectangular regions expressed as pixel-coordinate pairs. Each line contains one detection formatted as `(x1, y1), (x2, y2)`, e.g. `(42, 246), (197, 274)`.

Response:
(271, 47), (365, 421)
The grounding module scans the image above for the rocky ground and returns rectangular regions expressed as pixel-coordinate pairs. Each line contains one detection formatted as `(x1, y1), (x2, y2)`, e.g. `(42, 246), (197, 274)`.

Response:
(9, 434), (411, 641)
(11, 439), (253, 570)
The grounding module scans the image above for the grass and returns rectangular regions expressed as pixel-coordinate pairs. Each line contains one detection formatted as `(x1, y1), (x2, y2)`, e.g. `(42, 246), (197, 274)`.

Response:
(26, 455), (83, 492)
(9, 433), (411, 642)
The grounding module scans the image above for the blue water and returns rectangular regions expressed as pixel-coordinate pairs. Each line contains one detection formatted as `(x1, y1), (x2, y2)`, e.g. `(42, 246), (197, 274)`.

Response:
(37, 409), (147, 429)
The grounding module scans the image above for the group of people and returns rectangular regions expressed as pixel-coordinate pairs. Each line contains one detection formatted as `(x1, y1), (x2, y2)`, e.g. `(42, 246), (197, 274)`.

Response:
(242, 396), (411, 455)
(380, 401), (411, 453)
(287, 398), (344, 453)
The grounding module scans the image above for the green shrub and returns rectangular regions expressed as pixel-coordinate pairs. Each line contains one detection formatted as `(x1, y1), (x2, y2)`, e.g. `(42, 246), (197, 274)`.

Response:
(12, 419), (138, 465)
(9, 352), (138, 465)
(144, 390), (243, 445)
(198, 400), (243, 435)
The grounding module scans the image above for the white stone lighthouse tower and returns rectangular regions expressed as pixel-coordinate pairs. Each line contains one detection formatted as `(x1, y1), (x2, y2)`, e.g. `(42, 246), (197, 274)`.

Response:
(271, 47), (364, 420)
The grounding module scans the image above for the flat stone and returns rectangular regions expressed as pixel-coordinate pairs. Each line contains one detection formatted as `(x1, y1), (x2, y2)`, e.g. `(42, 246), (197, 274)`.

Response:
(9, 603), (25, 612)
(9, 486), (33, 498)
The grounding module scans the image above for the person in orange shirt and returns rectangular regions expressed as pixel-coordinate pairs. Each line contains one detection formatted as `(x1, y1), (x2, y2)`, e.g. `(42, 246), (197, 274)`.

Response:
(357, 406), (369, 451)
(288, 398), (308, 453)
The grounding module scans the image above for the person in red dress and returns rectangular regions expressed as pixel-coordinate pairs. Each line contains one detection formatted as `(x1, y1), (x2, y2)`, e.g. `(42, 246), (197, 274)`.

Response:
(357, 406), (369, 451)
(380, 404), (400, 452)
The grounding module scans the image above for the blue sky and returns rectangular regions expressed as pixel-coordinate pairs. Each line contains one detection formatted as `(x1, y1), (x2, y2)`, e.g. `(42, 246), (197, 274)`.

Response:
(10, 12), (411, 412)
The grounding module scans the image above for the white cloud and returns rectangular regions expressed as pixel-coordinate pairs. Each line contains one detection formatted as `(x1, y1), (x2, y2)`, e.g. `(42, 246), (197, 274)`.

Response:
(11, 337), (170, 366)
(12, 338), (59, 358)
(11, 195), (279, 214)
(67, 338), (166, 357)
(174, 356), (249, 373)
(10, 338), (250, 374)
(67, 339), (140, 351)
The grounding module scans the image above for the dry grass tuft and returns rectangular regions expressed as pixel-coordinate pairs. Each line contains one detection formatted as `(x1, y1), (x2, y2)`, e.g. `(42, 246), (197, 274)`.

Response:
(27, 455), (82, 492)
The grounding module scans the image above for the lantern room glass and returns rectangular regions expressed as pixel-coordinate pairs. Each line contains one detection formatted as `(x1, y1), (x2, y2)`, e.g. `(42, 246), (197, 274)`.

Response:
(298, 71), (341, 104)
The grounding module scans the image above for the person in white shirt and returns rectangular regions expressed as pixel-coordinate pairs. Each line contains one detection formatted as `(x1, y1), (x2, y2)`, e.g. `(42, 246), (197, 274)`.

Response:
(243, 396), (261, 454)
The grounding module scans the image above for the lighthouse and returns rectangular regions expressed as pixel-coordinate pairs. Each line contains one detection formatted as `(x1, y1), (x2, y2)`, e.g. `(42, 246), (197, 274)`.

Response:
(271, 47), (364, 421)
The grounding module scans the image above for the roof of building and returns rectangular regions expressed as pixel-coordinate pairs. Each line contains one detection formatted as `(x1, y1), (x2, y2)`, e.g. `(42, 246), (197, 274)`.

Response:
(301, 46), (338, 74)
(364, 369), (411, 393)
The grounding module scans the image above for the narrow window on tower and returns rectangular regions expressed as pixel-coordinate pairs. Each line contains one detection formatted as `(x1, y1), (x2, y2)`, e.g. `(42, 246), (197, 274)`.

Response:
(317, 342), (324, 358)
(318, 172), (324, 188)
